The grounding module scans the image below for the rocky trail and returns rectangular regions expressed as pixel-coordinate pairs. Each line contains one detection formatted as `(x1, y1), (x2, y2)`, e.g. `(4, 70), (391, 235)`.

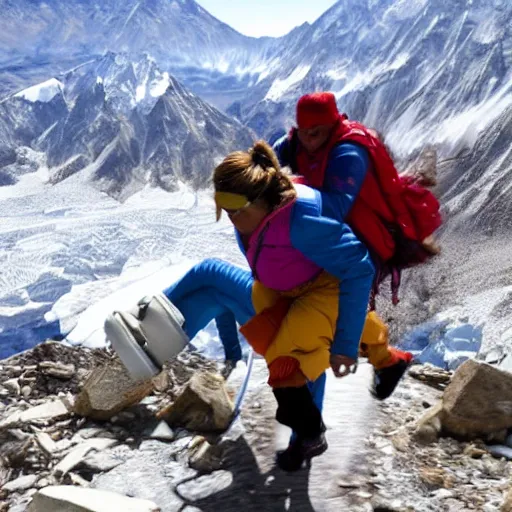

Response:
(1, 342), (512, 512)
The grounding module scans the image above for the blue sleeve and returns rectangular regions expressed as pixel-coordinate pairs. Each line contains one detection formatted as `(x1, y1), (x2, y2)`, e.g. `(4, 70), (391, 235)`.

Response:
(272, 135), (291, 167)
(320, 142), (369, 223)
(290, 188), (374, 358)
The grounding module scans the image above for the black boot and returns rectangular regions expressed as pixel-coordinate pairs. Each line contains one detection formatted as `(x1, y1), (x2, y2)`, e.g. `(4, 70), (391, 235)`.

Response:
(273, 386), (328, 472)
(371, 352), (413, 400)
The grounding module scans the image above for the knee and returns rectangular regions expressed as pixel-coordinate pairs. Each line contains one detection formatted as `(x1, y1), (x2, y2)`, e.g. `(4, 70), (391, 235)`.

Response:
(192, 258), (230, 278)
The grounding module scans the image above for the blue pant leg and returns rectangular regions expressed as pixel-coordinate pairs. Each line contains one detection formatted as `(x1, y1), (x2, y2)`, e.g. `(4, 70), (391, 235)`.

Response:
(308, 371), (327, 414)
(290, 372), (327, 444)
(163, 259), (255, 344)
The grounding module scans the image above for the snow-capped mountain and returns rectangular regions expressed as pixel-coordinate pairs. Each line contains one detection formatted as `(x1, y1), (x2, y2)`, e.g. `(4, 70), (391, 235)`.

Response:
(0, 53), (254, 200)
(0, 0), (279, 108)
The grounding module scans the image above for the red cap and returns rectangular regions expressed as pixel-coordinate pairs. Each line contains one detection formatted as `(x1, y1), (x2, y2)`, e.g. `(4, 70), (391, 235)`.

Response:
(296, 92), (339, 129)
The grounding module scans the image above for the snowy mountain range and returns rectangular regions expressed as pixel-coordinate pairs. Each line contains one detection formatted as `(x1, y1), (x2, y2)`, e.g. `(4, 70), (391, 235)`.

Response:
(2, 0), (511, 216)
(1, 0), (512, 357)
(0, 53), (254, 199)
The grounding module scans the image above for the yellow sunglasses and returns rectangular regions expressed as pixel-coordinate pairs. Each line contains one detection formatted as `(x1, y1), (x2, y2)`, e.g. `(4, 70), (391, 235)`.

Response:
(214, 191), (252, 221)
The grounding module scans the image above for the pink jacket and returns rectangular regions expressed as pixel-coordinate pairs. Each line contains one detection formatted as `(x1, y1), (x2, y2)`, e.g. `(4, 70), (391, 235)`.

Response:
(240, 200), (322, 291)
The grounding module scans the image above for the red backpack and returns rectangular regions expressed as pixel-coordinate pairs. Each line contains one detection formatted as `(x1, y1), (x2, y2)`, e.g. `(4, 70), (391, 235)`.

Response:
(288, 115), (442, 306)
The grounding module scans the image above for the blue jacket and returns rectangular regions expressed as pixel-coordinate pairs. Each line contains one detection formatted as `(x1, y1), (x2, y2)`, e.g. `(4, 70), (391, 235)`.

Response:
(272, 136), (370, 223)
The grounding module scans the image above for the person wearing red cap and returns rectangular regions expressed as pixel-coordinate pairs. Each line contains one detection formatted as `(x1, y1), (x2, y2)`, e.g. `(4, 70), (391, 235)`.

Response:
(272, 91), (414, 403)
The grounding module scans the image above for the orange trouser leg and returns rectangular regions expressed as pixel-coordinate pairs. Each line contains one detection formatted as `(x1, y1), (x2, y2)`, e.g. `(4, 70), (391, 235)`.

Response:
(359, 311), (398, 370)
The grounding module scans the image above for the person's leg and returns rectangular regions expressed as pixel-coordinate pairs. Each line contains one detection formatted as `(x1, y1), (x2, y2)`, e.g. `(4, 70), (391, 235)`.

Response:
(360, 311), (413, 400)
(262, 273), (338, 462)
(163, 259), (255, 344)
(273, 384), (327, 471)
(308, 371), (327, 413)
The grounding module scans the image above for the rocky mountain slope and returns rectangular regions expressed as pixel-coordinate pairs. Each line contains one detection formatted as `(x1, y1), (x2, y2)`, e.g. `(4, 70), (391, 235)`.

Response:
(0, 53), (254, 200)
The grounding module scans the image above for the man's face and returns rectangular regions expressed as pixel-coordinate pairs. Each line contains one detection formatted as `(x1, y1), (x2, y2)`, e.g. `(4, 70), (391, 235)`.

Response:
(297, 124), (334, 153)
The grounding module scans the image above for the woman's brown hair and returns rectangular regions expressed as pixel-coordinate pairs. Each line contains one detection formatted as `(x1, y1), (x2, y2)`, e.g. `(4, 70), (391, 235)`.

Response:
(213, 140), (296, 210)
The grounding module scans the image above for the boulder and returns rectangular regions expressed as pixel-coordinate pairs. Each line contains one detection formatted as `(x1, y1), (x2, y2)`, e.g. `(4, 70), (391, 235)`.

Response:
(27, 485), (160, 512)
(441, 359), (512, 438)
(74, 361), (154, 421)
(157, 371), (234, 432)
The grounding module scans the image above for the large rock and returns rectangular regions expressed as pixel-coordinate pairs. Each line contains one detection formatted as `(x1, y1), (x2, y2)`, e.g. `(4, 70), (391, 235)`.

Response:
(157, 371), (234, 432)
(27, 485), (160, 512)
(74, 361), (154, 421)
(441, 359), (512, 438)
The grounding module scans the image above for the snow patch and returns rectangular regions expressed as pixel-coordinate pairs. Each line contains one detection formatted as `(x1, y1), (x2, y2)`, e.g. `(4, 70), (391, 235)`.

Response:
(334, 54), (409, 98)
(264, 65), (311, 101)
(149, 72), (170, 97)
(14, 78), (64, 103)
(399, 284), (512, 370)
(383, 0), (428, 21)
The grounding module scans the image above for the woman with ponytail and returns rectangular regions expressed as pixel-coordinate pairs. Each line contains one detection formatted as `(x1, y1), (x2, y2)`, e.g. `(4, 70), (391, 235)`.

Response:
(162, 140), (375, 471)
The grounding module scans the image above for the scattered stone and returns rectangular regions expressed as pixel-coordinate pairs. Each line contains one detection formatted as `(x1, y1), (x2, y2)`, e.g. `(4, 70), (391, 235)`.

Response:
(35, 432), (58, 455)
(419, 467), (454, 489)
(151, 372), (169, 393)
(74, 362), (154, 421)
(149, 421), (175, 441)
(27, 485), (160, 512)
(3, 474), (38, 493)
(39, 361), (75, 380)
(0, 462), (10, 488)
(412, 401), (443, 445)
(502, 487), (512, 512)
(463, 444), (487, 459)
(391, 430), (410, 452)
(74, 427), (108, 440)
(188, 439), (224, 473)
(4, 379), (21, 396)
(53, 438), (118, 477)
(157, 371), (234, 432)
(432, 489), (455, 499)
(65, 473), (90, 488)
(487, 445), (512, 460)
(441, 360), (512, 438)
(0, 438), (33, 468)
(408, 364), (451, 390)
(0, 400), (69, 429)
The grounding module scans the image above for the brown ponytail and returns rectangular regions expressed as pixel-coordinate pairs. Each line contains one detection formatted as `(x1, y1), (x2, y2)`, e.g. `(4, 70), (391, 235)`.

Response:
(213, 140), (295, 210)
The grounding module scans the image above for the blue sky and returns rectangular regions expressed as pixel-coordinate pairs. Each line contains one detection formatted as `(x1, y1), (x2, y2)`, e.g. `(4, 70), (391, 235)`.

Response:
(196, 0), (338, 37)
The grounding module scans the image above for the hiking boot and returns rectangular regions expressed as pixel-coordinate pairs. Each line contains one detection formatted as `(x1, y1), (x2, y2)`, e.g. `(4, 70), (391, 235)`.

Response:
(371, 354), (413, 400)
(276, 434), (328, 472)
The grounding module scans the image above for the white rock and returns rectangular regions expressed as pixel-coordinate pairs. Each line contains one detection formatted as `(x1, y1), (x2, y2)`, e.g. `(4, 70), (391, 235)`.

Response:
(53, 438), (118, 477)
(149, 421), (175, 441)
(35, 432), (58, 455)
(22, 386), (32, 399)
(0, 400), (69, 429)
(431, 489), (455, 499)
(3, 474), (39, 492)
(4, 378), (21, 395)
(27, 485), (160, 512)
